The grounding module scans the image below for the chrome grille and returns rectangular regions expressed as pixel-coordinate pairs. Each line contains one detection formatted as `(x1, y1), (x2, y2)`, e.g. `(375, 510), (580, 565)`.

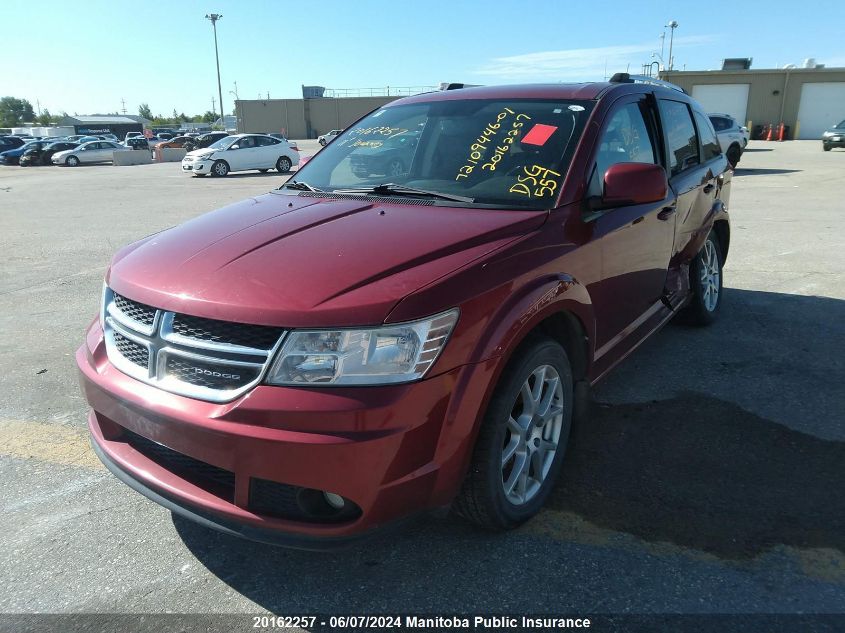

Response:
(113, 331), (149, 368)
(113, 293), (156, 329)
(171, 313), (282, 349)
(103, 287), (285, 403)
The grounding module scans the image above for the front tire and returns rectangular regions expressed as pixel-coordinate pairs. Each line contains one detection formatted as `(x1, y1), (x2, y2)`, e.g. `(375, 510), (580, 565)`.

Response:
(211, 160), (229, 177)
(319, 138), (326, 146)
(66, 156), (79, 167)
(685, 231), (723, 325)
(276, 156), (292, 173)
(823, 143), (831, 152)
(454, 336), (573, 530)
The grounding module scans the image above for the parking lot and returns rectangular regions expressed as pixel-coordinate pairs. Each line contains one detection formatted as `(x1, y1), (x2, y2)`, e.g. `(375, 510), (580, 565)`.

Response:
(1, 140), (843, 617)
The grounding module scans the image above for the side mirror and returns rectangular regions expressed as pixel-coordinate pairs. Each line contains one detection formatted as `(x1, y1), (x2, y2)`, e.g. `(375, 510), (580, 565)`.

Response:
(597, 162), (667, 208)
(229, 144), (239, 150)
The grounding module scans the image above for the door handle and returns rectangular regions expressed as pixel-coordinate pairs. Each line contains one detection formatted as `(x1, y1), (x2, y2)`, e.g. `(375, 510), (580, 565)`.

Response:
(657, 204), (677, 221)
(703, 183), (715, 194)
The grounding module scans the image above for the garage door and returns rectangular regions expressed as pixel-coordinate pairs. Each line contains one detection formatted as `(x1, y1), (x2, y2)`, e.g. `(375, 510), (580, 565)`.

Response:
(796, 82), (845, 139)
(691, 84), (750, 124)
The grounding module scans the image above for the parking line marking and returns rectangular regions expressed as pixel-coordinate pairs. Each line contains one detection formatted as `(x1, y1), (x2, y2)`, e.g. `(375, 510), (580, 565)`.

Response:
(0, 419), (101, 470)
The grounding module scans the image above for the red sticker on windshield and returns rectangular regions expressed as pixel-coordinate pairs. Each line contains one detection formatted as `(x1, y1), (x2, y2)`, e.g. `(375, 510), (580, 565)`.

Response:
(521, 123), (557, 146)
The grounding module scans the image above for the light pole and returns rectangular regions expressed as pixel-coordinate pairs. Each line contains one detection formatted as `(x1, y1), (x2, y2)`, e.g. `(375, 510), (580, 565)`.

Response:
(205, 13), (224, 129)
(666, 20), (678, 72)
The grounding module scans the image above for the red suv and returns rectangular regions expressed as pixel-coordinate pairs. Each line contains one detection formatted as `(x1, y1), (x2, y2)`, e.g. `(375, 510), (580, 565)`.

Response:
(78, 75), (731, 547)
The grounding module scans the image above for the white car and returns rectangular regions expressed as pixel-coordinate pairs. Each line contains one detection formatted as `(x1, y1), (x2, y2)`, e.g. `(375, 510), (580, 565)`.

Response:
(52, 140), (126, 166)
(181, 133), (299, 177)
(318, 129), (342, 146)
(708, 114), (748, 166)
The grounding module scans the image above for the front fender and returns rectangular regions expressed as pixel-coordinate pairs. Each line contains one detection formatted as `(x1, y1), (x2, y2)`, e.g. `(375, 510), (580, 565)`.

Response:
(469, 274), (594, 367)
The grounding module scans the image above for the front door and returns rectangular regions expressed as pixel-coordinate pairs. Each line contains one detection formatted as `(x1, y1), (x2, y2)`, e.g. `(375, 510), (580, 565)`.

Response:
(586, 96), (676, 353)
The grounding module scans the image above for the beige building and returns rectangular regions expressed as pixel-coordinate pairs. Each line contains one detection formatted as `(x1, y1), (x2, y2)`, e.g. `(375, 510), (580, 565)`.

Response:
(663, 67), (845, 139)
(235, 96), (399, 139)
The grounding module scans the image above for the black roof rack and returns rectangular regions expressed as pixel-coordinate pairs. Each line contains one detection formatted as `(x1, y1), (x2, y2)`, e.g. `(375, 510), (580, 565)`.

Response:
(609, 72), (687, 94)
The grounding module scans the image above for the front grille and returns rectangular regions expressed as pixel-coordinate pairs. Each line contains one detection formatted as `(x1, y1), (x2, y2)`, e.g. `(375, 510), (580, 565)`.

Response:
(124, 429), (235, 502)
(113, 293), (156, 327)
(113, 331), (148, 368)
(103, 287), (285, 403)
(171, 313), (283, 349)
(165, 356), (259, 390)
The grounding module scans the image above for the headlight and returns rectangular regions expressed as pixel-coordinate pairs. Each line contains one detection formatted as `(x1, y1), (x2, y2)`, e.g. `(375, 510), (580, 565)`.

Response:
(265, 309), (459, 386)
(823, 131), (835, 137)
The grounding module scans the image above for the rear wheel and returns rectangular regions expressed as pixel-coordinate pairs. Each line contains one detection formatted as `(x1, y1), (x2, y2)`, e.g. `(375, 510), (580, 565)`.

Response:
(276, 156), (292, 173)
(685, 231), (723, 326)
(454, 336), (573, 529)
(211, 160), (229, 177)
(319, 138), (327, 146)
(66, 156), (79, 167)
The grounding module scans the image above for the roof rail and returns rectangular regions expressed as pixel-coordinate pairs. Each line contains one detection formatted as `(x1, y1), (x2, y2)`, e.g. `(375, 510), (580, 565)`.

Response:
(609, 72), (687, 94)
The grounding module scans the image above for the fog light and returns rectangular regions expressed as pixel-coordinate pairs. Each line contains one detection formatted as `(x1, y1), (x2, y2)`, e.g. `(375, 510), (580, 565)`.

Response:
(323, 492), (345, 509)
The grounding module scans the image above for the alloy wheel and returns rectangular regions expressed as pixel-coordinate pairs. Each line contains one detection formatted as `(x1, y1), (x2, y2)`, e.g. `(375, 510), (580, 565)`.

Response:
(699, 239), (720, 312)
(501, 364), (564, 506)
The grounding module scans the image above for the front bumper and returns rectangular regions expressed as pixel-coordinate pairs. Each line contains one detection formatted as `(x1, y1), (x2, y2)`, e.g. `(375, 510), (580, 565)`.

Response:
(77, 320), (493, 546)
(823, 135), (845, 148)
(181, 158), (212, 174)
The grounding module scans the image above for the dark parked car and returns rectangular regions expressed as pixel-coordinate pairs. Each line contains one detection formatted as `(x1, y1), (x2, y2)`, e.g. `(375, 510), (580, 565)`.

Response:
(0, 136), (26, 152)
(822, 119), (845, 151)
(19, 141), (79, 166)
(1, 140), (53, 165)
(78, 75), (731, 547)
(125, 136), (150, 151)
(349, 132), (419, 178)
(182, 131), (229, 152)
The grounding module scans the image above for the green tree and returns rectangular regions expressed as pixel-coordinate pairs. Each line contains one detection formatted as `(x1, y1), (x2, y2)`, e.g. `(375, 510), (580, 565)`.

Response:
(36, 109), (53, 126)
(201, 110), (216, 123)
(138, 103), (153, 120)
(0, 96), (36, 127)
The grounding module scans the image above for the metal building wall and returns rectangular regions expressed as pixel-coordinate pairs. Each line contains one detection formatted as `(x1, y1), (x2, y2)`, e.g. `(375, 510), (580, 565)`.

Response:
(236, 96), (399, 138)
(664, 68), (845, 138)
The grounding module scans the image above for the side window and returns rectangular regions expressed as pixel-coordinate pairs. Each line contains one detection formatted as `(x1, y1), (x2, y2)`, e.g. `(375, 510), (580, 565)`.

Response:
(710, 116), (729, 132)
(590, 101), (658, 197)
(241, 136), (256, 148)
(658, 100), (700, 176)
(694, 112), (722, 161)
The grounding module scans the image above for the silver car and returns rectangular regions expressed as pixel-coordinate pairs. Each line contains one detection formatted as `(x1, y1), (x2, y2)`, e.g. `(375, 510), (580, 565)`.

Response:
(822, 120), (845, 151)
(709, 113), (748, 166)
(51, 141), (126, 166)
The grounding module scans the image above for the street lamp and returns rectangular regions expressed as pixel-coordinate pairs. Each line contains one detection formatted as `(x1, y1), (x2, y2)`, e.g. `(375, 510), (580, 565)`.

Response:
(205, 13), (224, 129)
(666, 20), (679, 72)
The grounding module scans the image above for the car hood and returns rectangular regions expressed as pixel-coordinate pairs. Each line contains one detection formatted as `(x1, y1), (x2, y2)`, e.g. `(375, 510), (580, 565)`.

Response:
(52, 149), (73, 158)
(107, 193), (546, 327)
(184, 148), (217, 158)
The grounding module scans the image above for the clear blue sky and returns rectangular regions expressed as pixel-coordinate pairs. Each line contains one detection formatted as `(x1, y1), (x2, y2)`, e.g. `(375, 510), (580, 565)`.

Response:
(4, 0), (844, 118)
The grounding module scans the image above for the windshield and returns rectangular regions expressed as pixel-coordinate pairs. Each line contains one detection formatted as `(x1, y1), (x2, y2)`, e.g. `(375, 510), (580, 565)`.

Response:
(294, 98), (593, 208)
(207, 135), (237, 150)
(835, 120), (845, 129)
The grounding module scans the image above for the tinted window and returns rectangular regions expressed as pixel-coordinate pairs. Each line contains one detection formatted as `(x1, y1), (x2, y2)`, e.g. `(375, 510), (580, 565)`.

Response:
(709, 116), (731, 132)
(694, 112), (721, 161)
(595, 102), (657, 181)
(659, 100), (699, 176)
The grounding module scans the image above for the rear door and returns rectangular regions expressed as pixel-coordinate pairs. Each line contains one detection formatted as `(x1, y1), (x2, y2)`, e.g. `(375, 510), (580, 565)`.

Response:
(255, 135), (281, 168)
(587, 95), (677, 349)
(657, 99), (718, 290)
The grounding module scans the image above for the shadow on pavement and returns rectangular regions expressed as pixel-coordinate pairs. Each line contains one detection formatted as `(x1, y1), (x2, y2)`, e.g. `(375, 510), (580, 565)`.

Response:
(173, 288), (845, 610)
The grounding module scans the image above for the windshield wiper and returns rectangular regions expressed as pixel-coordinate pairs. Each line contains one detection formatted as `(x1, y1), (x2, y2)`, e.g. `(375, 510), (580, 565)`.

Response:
(333, 183), (474, 203)
(283, 180), (322, 192)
